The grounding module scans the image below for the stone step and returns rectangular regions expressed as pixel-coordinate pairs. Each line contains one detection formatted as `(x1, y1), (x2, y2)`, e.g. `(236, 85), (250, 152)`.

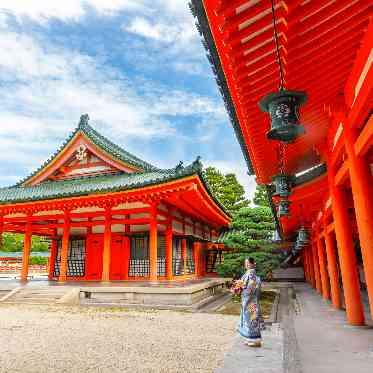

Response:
(11, 294), (61, 300)
(4, 287), (69, 304)
(4, 299), (60, 304)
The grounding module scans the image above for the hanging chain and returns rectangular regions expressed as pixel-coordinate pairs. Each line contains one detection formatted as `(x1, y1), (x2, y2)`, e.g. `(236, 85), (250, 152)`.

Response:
(277, 142), (286, 175)
(270, 0), (285, 90)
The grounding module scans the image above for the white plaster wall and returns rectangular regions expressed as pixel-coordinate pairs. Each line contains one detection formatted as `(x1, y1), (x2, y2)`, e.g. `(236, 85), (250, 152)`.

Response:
(131, 224), (149, 232)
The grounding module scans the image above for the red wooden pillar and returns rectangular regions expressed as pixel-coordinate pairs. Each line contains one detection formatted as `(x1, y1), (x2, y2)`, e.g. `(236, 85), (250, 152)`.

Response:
(59, 211), (70, 282)
(324, 229), (342, 309)
(312, 238), (322, 293)
(306, 251), (312, 284)
(21, 217), (32, 282)
(149, 204), (158, 281)
(317, 235), (331, 300)
(48, 236), (57, 280)
(102, 207), (112, 282)
(328, 163), (364, 325)
(194, 241), (201, 277)
(344, 122), (373, 316)
(182, 238), (187, 276)
(0, 215), (3, 249)
(307, 247), (315, 287)
(303, 251), (310, 283)
(165, 220), (173, 280)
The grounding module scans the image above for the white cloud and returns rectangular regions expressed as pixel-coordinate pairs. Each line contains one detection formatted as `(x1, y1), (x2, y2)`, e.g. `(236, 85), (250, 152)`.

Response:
(0, 0), (142, 23)
(124, 15), (197, 45)
(0, 0), (254, 201)
(121, 1), (205, 75)
(0, 27), (223, 186)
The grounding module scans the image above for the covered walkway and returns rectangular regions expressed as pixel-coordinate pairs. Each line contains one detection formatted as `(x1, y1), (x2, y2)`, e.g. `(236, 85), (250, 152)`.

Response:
(216, 282), (373, 372)
(294, 283), (373, 373)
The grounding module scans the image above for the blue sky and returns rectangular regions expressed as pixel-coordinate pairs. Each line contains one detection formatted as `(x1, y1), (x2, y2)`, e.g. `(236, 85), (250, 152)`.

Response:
(0, 0), (257, 198)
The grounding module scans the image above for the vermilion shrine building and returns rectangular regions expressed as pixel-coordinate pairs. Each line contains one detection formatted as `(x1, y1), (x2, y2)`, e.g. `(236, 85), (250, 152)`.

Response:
(0, 116), (230, 282)
(191, 0), (372, 325)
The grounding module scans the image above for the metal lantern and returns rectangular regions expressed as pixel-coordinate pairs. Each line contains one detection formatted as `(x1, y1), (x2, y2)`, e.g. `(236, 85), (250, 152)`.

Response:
(273, 174), (292, 197)
(277, 199), (290, 217)
(259, 89), (307, 143)
(296, 227), (309, 245)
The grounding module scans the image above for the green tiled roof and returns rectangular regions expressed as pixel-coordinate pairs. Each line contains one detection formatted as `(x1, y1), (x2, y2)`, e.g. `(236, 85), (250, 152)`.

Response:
(3, 115), (230, 218)
(17, 114), (157, 186)
(78, 115), (157, 171)
(0, 160), (203, 205)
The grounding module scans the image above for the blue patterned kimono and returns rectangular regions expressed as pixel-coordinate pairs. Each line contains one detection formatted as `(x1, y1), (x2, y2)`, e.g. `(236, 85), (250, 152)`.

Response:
(237, 268), (263, 342)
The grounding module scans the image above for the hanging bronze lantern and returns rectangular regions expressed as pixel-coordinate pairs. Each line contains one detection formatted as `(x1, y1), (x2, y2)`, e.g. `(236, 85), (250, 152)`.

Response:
(277, 199), (290, 217)
(273, 174), (292, 197)
(297, 227), (309, 245)
(259, 89), (307, 143)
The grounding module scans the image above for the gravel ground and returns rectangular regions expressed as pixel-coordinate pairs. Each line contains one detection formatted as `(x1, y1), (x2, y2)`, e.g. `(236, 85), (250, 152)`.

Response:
(0, 304), (236, 373)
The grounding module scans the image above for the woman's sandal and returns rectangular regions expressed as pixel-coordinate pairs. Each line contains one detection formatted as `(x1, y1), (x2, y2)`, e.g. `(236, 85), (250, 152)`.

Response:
(246, 341), (262, 348)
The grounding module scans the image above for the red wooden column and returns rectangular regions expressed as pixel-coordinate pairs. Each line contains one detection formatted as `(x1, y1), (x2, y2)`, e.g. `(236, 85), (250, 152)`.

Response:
(344, 122), (373, 316)
(328, 163), (364, 325)
(48, 235), (58, 280)
(304, 249), (311, 285)
(301, 251), (307, 280)
(317, 234), (331, 300)
(0, 215), (3, 247)
(149, 204), (158, 282)
(102, 207), (112, 282)
(308, 247), (316, 287)
(165, 220), (173, 280)
(304, 251), (311, 283)
(182, 238), (187, 276)
(193, 241), (201, 277)
(311, 238), (322, 293)
(324, 228), (342, 309)
(59, 211), (70, 282)
(20, 216), (32, 282)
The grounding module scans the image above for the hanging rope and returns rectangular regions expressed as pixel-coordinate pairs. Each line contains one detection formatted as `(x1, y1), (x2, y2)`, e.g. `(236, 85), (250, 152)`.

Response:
(270, 0), (285, 90)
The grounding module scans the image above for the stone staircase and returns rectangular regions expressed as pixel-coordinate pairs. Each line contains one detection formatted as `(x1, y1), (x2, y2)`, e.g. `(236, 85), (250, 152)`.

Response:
(1, 286), (69, 304)
(0, 289), (10, 298)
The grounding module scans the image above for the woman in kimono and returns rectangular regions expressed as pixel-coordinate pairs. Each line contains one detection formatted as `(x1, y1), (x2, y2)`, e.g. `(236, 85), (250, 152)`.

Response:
(237, 257), (263, 347)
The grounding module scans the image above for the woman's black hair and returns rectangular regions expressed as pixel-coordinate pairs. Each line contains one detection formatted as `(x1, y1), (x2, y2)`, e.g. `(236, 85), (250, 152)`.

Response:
(246, 257), (255, 265)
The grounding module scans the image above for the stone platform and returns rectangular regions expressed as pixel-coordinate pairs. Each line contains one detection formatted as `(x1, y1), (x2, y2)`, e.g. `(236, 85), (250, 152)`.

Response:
(80, 278), (229, 309)
(0, 278), (230, 310)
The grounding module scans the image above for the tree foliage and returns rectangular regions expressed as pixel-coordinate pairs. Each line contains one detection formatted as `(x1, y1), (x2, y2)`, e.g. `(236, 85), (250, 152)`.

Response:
(0, 233), (49, 252)
(253, 184), (270, 207)
(203, 166), (250, 215)
(217, 204), (283, 280)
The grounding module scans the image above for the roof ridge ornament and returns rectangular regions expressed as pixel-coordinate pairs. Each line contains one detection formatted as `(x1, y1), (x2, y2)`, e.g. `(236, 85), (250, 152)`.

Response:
(192, 156), (203, 172)
(175, 161), (184, 173)
(78, 114), (90, 129)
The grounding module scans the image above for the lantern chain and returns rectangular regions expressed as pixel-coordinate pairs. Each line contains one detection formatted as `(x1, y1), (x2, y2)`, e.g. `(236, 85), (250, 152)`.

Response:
(270, 0), (285, 90)
(277, 142), (286, 175)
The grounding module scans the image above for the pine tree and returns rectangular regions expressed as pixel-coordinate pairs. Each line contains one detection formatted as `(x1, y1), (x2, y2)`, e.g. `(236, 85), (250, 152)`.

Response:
(253, 184), (270, 207)
(217, 205), (283, 279)
(203, 167), (250, 215)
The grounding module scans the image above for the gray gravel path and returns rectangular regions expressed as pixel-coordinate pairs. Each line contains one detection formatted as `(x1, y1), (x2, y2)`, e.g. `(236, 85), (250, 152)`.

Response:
(0, 304), (237, 373)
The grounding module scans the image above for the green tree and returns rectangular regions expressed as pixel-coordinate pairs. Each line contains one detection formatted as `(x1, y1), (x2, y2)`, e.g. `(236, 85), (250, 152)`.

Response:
(203, 166), (250, 215)
(217, 203), (283, 279)
(253, 184), (270, 207)
(0, 233), (49, 252)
